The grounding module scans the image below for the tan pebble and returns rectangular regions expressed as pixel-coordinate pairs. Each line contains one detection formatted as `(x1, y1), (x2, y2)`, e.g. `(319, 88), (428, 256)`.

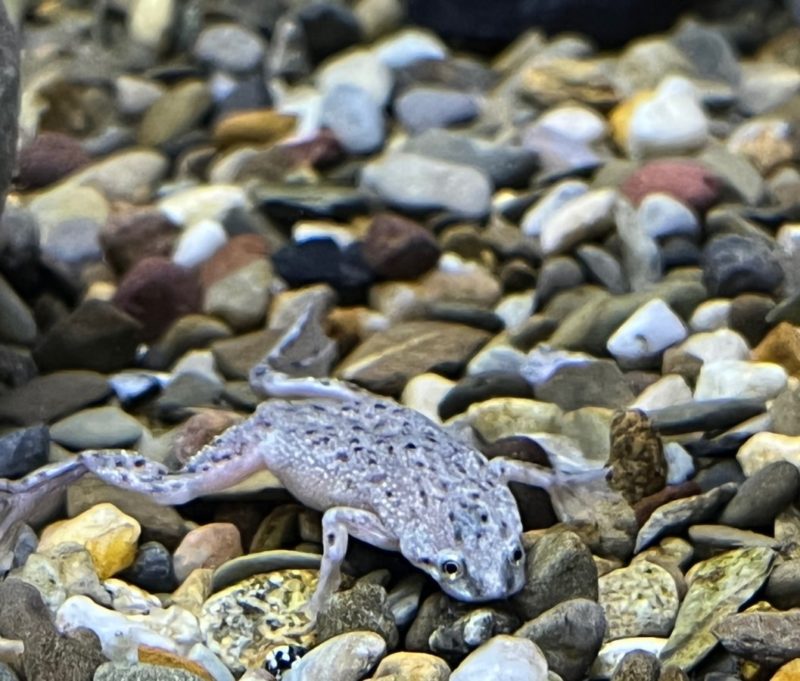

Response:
(138, 645), (214, 681)
(213, 110), (296, 147)
(752, 322), (800, 378)
(173, 523), (243, 583)
(38, 502), (140, 579)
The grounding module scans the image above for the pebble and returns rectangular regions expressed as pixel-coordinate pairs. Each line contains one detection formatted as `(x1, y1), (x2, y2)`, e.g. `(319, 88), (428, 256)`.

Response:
(702, 234), (784, 297)
(539, 188), (617, 256)
(38, 502), (141, 579)
(514, 598), (606, 681)
(173, 523), (243, 584)
(17, 132), (90, 189)
(693, 360), (787, 401)
(283, 631), (387, 681)
(49, 406), (143, 450)
(0, 425), (48, 478)
(362, 152), (492, 218)
(394, 86), (479, 133)
(599, 560), (680, 639)
(607, 299), (687, 369)
(449, 635), (548, 681)
(737, 432), (800, 477)
(369, 651), (450, 681)
(172, 219), (228, 269)
(193, 23), (265, 73)
(620, 159), (721, 212)
(322, 84), (386, 155)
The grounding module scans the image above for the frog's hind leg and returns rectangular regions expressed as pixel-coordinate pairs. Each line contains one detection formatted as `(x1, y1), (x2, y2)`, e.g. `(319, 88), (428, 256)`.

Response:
(488, 457), (619, 521)
(249, 364), (368, 402)
(0, 459), (87, 567)
(79, 417), (270, 505)
(305, 507), (398, 619)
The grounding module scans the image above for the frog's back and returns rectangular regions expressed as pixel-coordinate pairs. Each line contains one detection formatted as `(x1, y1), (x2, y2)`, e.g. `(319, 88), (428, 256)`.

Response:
(252, 395), (494, 520)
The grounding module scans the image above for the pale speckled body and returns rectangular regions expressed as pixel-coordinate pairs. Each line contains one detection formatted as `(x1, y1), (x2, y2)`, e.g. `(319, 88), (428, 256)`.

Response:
(184, 392), (527, 601)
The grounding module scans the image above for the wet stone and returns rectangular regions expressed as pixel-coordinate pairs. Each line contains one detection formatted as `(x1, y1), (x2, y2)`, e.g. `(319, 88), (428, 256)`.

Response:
(719, 461), (800, 529)
(702, 234), (784, 297)
(534, 360), (635, 411)
(17, 132), (90, 189)
(33, 298), (142, 373)
(429, 607), (519, 655)
(515, 598), (606, 681)
(512, 530), (598, 622)
(361, 213), (441, 280)
(713, 607), (800, 667)
(438, 371), (533, 421)
(610, 650), (660, 681)
(0, 370), (112, 426)
(49, 406), (143, 451)
(119, 540), (177, 594)
(0, 425), (49, 478)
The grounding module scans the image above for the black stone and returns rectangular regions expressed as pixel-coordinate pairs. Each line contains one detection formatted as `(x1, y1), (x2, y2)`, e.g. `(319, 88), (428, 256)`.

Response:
(509, 315), (558, 351)
(0, 425), (49, 478)
(438, 371), (533, 421)
(119, 541), (177, 593)
(693, 460), (746, 493)
(702, 234), (784, 297)
(719, 461), (800, 529)
(648, 398), (766, 435)
(272, 238), (374, 304)
(0, 205), (41, 297)
(660, 236), (701, 269)
(729, 294), (774, 347)
(296, 2), (362, 64)
(215, 74), (273, 119)
(253, 184), (369, 225)
(33, 299), (142, 373)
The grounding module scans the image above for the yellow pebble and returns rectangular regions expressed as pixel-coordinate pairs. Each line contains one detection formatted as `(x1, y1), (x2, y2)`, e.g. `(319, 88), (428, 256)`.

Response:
(38, 502), (141, 579)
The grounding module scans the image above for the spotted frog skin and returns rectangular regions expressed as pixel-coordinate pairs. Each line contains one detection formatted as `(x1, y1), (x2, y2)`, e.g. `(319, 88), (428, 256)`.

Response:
(1, 361), (612, 615)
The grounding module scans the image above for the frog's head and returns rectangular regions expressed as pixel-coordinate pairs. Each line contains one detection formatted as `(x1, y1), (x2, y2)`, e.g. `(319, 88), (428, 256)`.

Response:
(401, 483), (526, 601)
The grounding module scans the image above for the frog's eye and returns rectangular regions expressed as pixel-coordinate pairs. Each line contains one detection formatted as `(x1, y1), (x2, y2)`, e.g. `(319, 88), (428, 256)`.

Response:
(441, 559), (463, 579)
(511, 546), (524, 564)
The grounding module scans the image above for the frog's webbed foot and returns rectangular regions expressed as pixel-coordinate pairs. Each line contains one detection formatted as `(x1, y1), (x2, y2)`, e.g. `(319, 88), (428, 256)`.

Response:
(306, 507), (399, 617)
(0, 459), (87, 568)
(79, 450), (198, 505)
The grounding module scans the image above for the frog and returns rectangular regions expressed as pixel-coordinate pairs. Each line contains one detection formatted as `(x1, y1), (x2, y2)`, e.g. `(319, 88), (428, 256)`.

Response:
(1, 356), (617, 616)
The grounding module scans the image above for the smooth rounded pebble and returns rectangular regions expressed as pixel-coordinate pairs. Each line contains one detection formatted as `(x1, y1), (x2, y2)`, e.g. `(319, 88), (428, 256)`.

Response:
(450, 635), (548, 681)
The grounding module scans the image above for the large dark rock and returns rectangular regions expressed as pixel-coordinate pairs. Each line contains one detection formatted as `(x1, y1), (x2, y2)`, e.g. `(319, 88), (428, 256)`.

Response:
(407, 0), (693, 49)
(0, 1), (19, 217)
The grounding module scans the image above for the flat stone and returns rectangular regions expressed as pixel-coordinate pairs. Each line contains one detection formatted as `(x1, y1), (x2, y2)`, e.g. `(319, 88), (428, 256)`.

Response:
(33, 298), (142, 373)
(361, 152), (492, 218)
(335, 320), (490, 394)
(0, 425), (48, 478)
(101, 207), (179, 275)
(660, 548), (775, 670)
(193, 23), (265, 73)
(719, 461), (800, 528)
(737, 432), (800, 477)
(438, 372), (533, 421)
(395, 86), (479, 134)
(50, 406), (143, 451)
(521, 180), (588, 237)
(65, 148), (169, 203)
(534, 360), (635, 411)
(203, 258), (273, 332)
(635, 483), (738, 552)
(404, 129), (538, 189)
(0, 370), (111, 426)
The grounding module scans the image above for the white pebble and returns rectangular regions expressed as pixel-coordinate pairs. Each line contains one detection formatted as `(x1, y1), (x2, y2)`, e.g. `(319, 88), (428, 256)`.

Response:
(689, 299), (731, 332)
(694, 360), (787, 401)
(607, 299), (688, 368)
(172, 219), (227, 268)
(450, 635), (548, 681)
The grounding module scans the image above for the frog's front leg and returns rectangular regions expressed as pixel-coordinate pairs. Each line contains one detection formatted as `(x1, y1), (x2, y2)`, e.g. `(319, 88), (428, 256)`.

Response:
(249, 364), (369, 403)
(306, 507), (399, 618)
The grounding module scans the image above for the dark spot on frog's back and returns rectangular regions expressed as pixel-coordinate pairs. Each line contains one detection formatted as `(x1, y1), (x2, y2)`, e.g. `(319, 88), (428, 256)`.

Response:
(335, 451), (349, 462)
